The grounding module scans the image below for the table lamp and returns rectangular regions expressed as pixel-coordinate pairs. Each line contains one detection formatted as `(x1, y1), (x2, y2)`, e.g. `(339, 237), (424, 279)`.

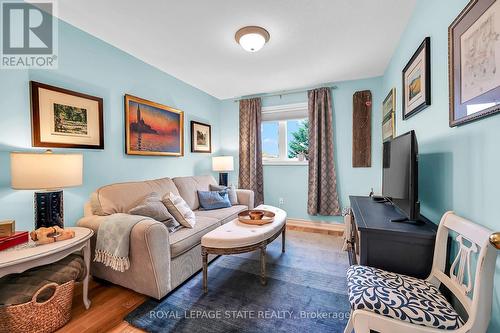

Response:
(10, 150), (83, 229)
(212, 156), (234, 186)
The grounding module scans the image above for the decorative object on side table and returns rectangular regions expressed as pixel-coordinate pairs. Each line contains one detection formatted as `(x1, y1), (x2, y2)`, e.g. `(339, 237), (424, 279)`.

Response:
(382, 88), (396, 142)
(125, 94), (184, 156)
(402, 37), (431, 120)
(0, 232), (29, 251)
(30, 226), (75, 245)
(191, 121), (212, 153)
(449, 0), (500, 126)
(10, 150), (83, 229)
(30, 81), (104, 149)
(212, 156), (234, 186)
(0, 220), (15, 237)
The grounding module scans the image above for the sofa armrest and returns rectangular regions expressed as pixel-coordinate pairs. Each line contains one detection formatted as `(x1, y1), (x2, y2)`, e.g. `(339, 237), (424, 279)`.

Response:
(77, 214), (172, 299)
(236, 189), (255, 209)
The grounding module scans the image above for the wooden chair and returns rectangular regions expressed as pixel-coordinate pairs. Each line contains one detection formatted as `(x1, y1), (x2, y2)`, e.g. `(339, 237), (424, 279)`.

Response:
(344, 211), (498, 333)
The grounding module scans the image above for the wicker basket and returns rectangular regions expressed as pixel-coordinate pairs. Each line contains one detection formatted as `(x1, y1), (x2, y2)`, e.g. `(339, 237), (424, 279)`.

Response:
(0, 280), (74, 333)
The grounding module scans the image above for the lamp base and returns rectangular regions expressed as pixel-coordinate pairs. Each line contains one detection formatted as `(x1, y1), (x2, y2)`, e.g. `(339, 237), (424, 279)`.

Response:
(219, 173), (228, 186)
(34, 190), (64, 229)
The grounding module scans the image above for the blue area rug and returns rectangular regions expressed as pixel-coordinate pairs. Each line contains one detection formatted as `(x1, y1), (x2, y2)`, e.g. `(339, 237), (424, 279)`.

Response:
(125, 231), (351, 332)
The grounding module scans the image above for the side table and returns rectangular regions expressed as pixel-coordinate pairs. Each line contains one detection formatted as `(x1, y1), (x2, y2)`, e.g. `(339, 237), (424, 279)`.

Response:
(0, 227), (94, 309)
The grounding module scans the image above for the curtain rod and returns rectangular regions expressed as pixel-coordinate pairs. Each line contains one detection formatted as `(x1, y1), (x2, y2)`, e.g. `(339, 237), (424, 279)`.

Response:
(233, 84), (338, 102)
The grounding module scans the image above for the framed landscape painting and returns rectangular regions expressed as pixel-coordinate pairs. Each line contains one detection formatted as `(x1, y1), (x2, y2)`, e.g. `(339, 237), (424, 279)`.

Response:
(30, 81), (104, 149)
(449, 0), (500, 126)
(191, 121), (212, 153)
(402, 37), (431, 120)
(382, 88), (396, 142)
(125, 94), (184, 156)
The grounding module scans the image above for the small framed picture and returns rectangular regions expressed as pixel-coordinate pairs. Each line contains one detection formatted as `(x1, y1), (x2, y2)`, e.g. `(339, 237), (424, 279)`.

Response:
(30, 81), (104, 149)
(402, 37), (431, 120)
(191, 121), (212, 153)
(382, 88), (396, 142)
(125, 94), (184, 156)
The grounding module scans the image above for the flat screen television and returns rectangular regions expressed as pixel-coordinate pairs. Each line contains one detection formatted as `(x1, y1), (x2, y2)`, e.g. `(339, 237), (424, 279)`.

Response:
(382, 130), (420, 221)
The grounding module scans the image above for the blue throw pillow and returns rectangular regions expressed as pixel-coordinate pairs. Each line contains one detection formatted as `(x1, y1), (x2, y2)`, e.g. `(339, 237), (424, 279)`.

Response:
(197, 190), (232, 210)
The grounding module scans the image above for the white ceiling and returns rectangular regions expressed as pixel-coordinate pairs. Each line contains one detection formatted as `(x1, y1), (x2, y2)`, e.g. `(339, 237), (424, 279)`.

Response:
(56, 0), (416, 100)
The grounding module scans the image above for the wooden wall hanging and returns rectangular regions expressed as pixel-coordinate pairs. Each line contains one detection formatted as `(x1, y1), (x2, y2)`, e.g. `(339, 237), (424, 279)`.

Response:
(352, 90), (372, 167)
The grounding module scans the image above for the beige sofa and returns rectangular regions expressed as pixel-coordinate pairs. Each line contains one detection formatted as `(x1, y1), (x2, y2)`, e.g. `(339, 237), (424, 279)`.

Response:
(77, 175), (254, 299)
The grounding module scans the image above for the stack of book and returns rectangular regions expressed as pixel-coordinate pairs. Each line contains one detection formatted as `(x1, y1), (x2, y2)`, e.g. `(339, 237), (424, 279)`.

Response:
(0, 220), (29, 251)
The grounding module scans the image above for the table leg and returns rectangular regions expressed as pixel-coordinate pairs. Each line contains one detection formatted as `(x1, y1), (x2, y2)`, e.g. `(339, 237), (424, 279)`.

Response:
(260, 245), (267, 286)
(282, 227), (286, 253)
(202, 248), (208, 294)
(83, 239), (91, 309)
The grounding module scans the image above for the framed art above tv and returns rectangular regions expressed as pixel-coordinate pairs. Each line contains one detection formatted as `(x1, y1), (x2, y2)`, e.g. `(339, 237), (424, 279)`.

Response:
(402, 37), (431, 120)
(449, 0), (500, 126)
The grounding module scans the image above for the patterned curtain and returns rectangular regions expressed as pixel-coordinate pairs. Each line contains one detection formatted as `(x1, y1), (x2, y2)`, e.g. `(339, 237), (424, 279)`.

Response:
(239, 98), (264, 205)
(307, 88), (340, 215)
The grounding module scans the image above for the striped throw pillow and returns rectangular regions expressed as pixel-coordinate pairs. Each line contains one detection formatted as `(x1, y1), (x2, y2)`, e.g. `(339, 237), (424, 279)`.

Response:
(162, 192), (196, 228)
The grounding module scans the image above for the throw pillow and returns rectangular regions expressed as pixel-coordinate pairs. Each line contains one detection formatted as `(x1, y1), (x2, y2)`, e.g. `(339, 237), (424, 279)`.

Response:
(162, 192), (196, 228)
(128, 192), (181, 232)
(197, 190), (232, 210)
(209, 184), (238, 205)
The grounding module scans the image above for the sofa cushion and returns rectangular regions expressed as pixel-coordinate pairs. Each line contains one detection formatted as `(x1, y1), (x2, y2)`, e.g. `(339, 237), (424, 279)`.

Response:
(93, 177), (180, 215)
(173, 176), (218, 211)
(163, 193), (196, 228)
(128, 193), (178, 227)
(210, 184), (238, 205)
(195, 205), (247, 224)
(198, 190), (231, 210)
(169, 216), (220, 258)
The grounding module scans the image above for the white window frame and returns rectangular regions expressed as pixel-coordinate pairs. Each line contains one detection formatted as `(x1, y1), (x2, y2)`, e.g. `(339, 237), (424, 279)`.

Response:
(261, 103), (308, 165)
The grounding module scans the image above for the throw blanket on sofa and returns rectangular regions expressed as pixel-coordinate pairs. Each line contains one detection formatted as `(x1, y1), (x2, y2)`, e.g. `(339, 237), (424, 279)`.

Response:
(94, 213), (147, 272)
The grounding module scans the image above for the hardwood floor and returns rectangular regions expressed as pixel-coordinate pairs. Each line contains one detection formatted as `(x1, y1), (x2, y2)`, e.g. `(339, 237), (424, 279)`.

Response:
(286, 219), (344, 235)
(57, 279), (145, 333)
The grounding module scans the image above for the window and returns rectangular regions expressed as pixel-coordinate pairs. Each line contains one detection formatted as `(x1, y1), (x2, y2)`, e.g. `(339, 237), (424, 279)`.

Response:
(261, 103), (309, 164)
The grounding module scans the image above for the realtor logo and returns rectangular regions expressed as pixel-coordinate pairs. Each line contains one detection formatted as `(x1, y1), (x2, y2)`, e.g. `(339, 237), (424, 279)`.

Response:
(1, 1), (58, 68)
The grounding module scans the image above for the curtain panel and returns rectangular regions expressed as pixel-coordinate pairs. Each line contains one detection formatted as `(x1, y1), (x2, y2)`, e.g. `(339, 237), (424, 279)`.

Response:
(239, 98), (264, 205)
(307, 88), (341, 216)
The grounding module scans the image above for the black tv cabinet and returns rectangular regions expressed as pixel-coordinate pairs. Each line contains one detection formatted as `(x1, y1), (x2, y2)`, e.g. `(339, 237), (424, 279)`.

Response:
(348, 196), (437, 279)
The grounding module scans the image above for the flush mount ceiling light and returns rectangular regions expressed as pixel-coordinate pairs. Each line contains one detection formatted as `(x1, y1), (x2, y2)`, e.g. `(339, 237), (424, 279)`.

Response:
(235, 26), (270, 52)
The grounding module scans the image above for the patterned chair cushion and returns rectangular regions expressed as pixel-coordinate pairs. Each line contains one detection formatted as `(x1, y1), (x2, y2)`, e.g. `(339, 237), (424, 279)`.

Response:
(347, 265), (464, 330)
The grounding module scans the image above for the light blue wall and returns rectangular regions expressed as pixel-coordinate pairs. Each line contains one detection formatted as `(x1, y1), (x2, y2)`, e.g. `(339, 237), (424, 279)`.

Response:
(381, 0), (499, 331)
(0, 19), (221, 231)
(220, 77), (384, 222)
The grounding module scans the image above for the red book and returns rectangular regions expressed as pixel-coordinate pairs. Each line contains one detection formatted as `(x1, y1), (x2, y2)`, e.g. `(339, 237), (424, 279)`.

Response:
(0, 231), (29, 251)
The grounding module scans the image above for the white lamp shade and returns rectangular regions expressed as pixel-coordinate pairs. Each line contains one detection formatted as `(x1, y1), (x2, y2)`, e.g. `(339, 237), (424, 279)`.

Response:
(11, 151), (83, 190)
(212, 156), (234, 172)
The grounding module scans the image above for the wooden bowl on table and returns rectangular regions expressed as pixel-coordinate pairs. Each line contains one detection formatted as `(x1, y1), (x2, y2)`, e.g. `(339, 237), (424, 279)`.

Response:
(238, 210), (275, 225)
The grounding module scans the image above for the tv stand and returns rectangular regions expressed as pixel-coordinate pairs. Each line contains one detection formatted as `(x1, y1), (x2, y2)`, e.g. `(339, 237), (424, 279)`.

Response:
(348, 196), (437, 279)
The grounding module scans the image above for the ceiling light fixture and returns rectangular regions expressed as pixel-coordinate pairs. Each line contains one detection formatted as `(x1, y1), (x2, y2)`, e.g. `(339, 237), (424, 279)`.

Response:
(235, 26), (270, 52)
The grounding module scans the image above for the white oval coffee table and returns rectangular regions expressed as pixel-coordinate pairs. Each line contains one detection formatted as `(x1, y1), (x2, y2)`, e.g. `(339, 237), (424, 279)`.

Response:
(201, 205), (287, 293)
(0, 227), (93, 309)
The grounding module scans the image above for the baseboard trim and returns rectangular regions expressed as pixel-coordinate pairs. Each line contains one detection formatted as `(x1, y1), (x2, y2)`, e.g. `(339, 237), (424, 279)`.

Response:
(286, 218), (344, 236)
